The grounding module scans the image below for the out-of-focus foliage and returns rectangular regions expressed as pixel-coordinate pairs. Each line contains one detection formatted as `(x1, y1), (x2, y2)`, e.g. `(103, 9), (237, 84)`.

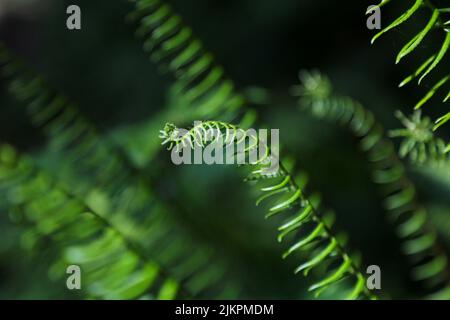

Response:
(0, 43), (239, 300)
(0, 144), (183, 300)
(295, 71), (450, 298)
(0, 0), (450, 300)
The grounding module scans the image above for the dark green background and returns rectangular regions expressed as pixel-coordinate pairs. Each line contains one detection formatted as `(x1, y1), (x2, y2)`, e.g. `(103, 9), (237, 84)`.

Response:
(0, 0), (449, 299)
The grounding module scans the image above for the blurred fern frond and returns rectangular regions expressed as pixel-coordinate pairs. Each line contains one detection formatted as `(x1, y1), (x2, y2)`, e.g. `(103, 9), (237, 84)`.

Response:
(128, 0), (245, 121)
(0, 44), (239, 299)
(0, 144), (188, 300)
(294, 71), (450, 298)
(369, 0), (450, 129)
(127, 0), (258, 129)
(159, 121), (377, 300)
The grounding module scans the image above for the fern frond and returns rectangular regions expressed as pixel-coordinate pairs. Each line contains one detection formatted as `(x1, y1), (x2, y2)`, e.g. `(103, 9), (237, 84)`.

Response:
(389, 111), (450, 165)
(0, 44), (238, 299)
(369, 0), (450, 129)
(295, 71), (450, 298)
(127, 0), (250, 123)
(159, 121), (377, 299)
(127, 0), (259, 130)
(0, 144), (187, 300)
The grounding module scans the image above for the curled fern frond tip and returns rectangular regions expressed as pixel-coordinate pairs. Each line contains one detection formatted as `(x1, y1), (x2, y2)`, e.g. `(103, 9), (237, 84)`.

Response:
(159, 123), (179, 147)
(295, 70), (332, 102)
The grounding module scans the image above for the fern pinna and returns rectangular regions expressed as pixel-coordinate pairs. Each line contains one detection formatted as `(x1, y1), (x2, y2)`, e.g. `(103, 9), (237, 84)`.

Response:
(294, 71), (450, 299)
(0, 44), (238, 299)
(370, 0), (450, 129)
(159, 121), (377, 300)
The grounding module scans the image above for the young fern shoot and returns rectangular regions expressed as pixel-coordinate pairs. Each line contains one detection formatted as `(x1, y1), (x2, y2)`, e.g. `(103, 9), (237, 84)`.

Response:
(159, 121), (378, 300)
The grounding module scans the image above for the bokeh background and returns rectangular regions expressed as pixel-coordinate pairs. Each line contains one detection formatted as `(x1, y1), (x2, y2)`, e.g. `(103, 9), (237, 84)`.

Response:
(0, 0), (449, 299)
